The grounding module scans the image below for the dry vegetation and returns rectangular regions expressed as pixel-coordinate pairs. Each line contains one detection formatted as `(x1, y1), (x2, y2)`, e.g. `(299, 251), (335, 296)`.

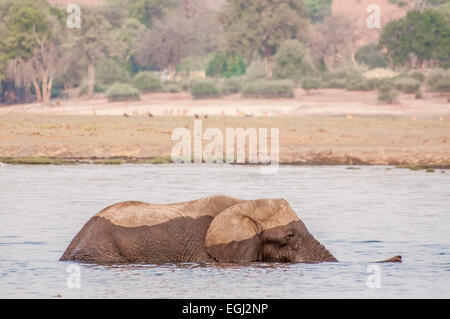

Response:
(1, 112), (449, 166)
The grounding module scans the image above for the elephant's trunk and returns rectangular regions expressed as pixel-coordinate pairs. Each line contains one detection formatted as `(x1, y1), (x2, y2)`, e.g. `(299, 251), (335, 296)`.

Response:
(298, 235), (338, 263)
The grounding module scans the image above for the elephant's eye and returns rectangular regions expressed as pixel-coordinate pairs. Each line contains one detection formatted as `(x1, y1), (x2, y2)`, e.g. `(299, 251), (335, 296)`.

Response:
(285, 234), (295, 242)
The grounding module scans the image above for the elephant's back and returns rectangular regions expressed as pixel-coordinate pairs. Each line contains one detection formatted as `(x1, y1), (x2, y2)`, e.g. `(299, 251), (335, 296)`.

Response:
(95, 195), (243, 228)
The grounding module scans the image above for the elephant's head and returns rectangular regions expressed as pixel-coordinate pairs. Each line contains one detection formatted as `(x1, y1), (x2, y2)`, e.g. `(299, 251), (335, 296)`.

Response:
(205, 198), (337, 263)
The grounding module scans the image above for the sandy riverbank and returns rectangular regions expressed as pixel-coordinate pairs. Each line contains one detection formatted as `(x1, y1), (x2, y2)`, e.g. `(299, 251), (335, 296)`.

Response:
(0, 112), (449, 166)
(1, 89), (449, 118)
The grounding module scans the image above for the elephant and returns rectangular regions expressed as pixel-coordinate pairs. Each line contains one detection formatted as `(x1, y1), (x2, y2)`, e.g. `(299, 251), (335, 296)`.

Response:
(60, 195), (402, 264)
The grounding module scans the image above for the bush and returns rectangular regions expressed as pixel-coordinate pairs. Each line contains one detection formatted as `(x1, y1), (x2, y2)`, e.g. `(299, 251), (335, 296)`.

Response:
(96, 58), (131, 86)
(301, 78), (321, 91)
(427, 69), (450, 92)
(273, 39), (315, 84)
(430, 79), (450, 92)
(346, 76), (376, 91)
(51, 78), (66, 98)
(218, 78), (242, 95)
(322, 66), (367, 89)
(355, 43), (387, 69)
(389, 0), (409, 7)
(378, 85), (398, 104)
(322, 78), (347, 89)
(246, 59), (266, 79)
(242, 80), (295, 98)
(180, 80), (193, 92)
(105, 83), (140, 101)
(206, 53), (246, 78)
(190, 79), (221, 99)
(78, 83), (105, 97)
(393, 77), (421, 94)
(162, 82), (182, 93)
(410, 71), (426, 83)
(133, 72), (162, 93)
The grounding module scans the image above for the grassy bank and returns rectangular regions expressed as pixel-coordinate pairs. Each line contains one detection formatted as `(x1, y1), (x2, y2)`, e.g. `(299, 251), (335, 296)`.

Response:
(0, 156), (173, 165)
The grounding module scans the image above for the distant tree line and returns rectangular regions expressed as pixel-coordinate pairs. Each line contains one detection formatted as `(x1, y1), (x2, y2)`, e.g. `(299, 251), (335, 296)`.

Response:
(0, 0), (449, 105)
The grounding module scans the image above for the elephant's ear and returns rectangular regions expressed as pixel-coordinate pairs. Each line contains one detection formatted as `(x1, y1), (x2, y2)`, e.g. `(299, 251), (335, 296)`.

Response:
(205, 201), (263, 263)
(205, 198), (296, 263)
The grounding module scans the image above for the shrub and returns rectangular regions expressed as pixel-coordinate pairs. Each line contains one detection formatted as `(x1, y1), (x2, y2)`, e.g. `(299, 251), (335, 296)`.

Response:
(322, 66), (367, 89)
(133, 72), (162, 93)
(218, 78), (242, 95)
(162, 82), (182, 93)
(105, 83), (140, 101)
(393, 77), (421, 94)
(346, 76), (375, 91)
(301, 78), (321, 91)
(78, 83), (105, 97)
(206, 53), (246, 78)
(273, 39), (315, 84)
(179, 80), (192, 92)
(51, 78), (66, 98)
(368, 77), (394, 90)
(389, 0), (409, 7)
(190, 79), (221, 99)
(51, 87), (64, 99)
(378, 85), (398, 104)
(96, 58), (131, 86)
(355, 43), (387, 69)
(430, 80), (450, 92)
(242, 80), (295, 98)
(410, 71), (426, 83)
(322, 78), (347, 89)
(246, 59), (266, 79)
(427, 69), (450, 92)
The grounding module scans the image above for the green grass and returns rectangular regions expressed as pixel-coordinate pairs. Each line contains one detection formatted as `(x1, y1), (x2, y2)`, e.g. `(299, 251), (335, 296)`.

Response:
(97, 159), (125, 165)
(131, 156), (173, 164)
(396, 164), (450, 171)
(0, 157), (76, 165)
(0, 156), (173, 165)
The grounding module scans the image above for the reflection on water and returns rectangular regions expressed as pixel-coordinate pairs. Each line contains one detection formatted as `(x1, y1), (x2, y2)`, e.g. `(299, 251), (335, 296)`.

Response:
(0, 164), (449, 298)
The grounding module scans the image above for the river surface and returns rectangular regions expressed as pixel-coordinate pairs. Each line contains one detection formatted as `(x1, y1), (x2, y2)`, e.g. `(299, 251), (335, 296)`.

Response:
(0, 164), (449, 298)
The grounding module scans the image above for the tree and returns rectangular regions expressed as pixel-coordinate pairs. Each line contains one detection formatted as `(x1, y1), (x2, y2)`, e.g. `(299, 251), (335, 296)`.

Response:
(101, 0), (129, 28)
(180, 0), (203, 17)
(308, 14), (361, 69)
(414, 0), (449, 11)
(206, 53), (246, 78)
(190, 7), (220, 56)
(218, 0), (309, 78)
(304, 0), (331, 23)
(136, 10), (195, 81)
(0, 0), (65, 103)
(68, 7), (112, 98)
(379, 9), (450, 69)
(128, 0), (176, 28)
(273, 39), (314, 84)
(389, 0), (448, 10)
(109, 18), (146, 75)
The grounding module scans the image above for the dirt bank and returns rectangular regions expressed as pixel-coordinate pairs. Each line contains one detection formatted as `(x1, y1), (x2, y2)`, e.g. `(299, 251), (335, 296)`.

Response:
(1, 113), (449, 166)
(1, 89), (449, 119)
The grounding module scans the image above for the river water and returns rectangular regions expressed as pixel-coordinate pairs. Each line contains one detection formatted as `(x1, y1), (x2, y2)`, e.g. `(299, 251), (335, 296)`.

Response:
(0, 164), (449, 298)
